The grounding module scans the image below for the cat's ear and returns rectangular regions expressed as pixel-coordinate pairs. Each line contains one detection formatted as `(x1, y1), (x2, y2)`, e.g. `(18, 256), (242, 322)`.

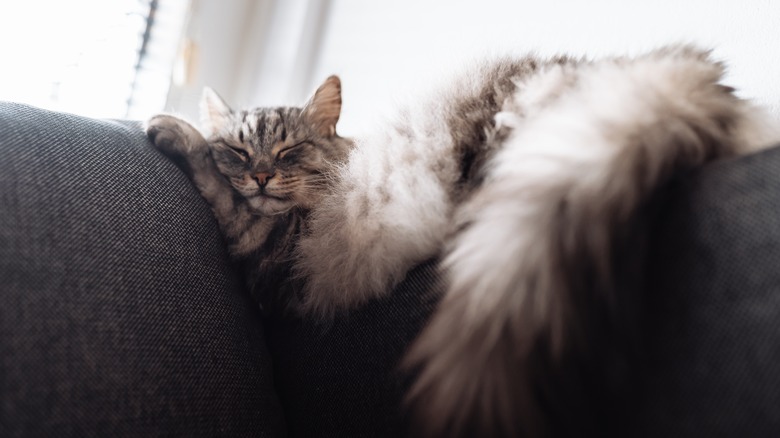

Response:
(302, 76), (342, 137)
(200, 87), (233, 135)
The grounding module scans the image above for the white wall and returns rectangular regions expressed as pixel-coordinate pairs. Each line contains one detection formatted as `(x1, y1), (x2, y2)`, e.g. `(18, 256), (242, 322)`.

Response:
(309, 0), (780, 136)
(165, 0), (324, 122)
(164, 0), (266, 121)
(170, 1), (780, 136)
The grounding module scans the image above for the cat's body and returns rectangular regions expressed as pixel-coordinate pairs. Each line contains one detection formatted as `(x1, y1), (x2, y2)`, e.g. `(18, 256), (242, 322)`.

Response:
(147, 46), (780, 437)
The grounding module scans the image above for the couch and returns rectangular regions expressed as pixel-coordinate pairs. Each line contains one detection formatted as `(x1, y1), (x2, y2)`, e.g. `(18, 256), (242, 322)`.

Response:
(2, 101), (780, 437)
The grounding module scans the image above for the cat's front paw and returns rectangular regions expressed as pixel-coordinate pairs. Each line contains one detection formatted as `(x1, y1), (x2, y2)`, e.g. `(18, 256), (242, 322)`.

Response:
(146, 114), (208, 159)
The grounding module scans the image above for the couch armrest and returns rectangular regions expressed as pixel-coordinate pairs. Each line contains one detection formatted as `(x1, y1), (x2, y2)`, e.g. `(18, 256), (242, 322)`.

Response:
(0, 103), (285, 436)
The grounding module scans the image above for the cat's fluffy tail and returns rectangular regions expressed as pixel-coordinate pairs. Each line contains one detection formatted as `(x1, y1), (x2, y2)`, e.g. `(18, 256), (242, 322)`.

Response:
(405, 47), (780, 437)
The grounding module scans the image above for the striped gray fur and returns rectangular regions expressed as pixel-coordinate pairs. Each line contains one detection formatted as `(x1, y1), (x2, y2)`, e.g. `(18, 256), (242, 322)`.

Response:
(147, 46), (780, 437)
(147, 76), (352, 309)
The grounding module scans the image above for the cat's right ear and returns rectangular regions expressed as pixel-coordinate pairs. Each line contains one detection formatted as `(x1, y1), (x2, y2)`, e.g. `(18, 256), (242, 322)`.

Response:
(200, 87), (233, 135)
(302, 76), (342, 138)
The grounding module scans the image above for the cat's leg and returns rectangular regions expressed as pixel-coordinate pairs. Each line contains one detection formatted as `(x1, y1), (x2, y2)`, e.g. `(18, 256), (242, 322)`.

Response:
(405, 53), (780, 437)
(146, 115), (230, 211)
(146, 115), (264, 249)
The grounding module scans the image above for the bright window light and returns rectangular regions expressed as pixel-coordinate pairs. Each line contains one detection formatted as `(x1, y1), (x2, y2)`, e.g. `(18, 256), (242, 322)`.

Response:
(0, 0), (188, 120)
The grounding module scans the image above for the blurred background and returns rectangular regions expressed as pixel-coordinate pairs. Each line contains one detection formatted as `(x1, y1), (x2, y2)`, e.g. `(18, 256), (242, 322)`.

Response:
(1, 0), (779, 136)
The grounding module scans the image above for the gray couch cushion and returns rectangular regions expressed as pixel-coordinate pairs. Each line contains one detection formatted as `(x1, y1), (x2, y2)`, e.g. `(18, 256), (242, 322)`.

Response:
(632, 145), (780, 436)
(0, 103), (285, 437)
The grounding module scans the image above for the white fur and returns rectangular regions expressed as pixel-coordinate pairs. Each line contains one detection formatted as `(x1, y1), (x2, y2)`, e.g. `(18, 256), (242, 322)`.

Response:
(296, 48), (780, 324)
(295, 100), (460, 316)
(291, 47), (780, 435)
(406, 48), (780, 436)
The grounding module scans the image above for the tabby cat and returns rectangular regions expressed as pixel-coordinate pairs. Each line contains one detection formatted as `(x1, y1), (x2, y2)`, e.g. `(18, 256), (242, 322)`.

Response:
(146, 45), (780, 437)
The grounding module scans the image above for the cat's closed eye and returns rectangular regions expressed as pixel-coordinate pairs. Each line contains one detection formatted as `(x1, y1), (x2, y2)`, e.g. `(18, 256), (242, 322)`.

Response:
(276, 141), (309, 161)
(229, 145), (250, 161)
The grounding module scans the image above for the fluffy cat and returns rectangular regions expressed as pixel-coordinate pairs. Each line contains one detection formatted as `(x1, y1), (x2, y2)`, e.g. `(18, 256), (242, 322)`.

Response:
(146, 45), (780, 437)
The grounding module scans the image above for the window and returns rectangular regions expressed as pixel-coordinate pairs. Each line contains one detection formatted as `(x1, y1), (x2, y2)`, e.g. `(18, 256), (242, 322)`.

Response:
(0, 0), (188, 119)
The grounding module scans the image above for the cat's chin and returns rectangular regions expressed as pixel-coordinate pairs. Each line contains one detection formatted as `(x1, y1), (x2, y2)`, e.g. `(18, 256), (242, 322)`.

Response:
(248, 195), (294, 216)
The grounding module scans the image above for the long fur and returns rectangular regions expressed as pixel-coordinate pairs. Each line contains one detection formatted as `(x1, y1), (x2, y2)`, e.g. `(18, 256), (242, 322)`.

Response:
(296, 46), (780, 435)
(148, 46), (780, 436)
(403, 47), (780, 436)
(294, 57), (550, 317)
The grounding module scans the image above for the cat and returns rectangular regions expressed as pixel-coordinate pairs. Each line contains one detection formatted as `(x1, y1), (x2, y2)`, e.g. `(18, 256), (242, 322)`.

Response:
(146, 45), (780, 437)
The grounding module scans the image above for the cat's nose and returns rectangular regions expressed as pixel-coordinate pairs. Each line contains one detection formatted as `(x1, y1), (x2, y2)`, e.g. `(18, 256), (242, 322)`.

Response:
(254, 171), (275, 186)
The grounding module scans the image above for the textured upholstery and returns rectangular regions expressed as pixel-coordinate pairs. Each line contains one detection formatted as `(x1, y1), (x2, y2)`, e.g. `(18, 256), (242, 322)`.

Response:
(631, 146), (780, 436)
(2, 101), (780, 437)
(265, 260), (440, 437)
(0, 103), (285, 437)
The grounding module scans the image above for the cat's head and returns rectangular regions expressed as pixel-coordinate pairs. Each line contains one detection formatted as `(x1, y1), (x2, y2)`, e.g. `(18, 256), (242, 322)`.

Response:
(200, 76), (352, 215)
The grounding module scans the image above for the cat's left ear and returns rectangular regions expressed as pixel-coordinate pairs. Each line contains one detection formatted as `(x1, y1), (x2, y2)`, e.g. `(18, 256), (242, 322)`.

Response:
(302, 76), (342, 137)
(200, 87), (233, 136)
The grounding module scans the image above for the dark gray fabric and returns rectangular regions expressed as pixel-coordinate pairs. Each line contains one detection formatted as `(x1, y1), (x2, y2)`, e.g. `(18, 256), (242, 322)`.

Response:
(0, 103), (285, 437)
(265, 261), (440, 438)
(629, 145), (780, 436)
